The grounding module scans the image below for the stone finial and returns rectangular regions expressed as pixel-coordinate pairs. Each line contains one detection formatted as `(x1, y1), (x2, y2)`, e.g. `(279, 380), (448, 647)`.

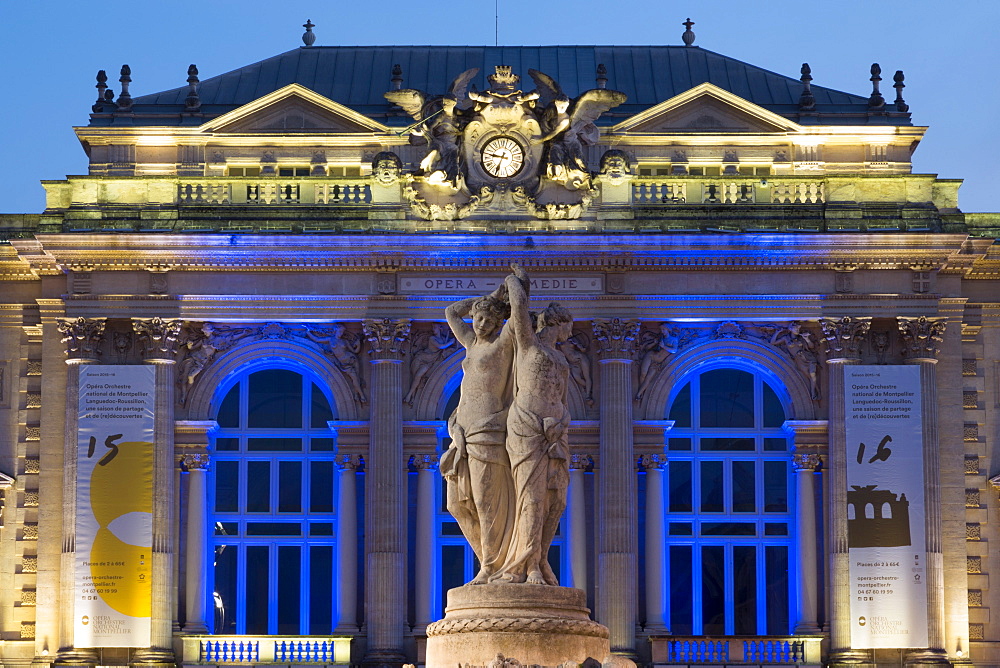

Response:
(391, 64), (403, 91)
(302, 19), (316, 47)
(867, 63), (885, 111)
(799, 63), (816, 111)
(682, 18), (696, 46)
(591, 318), (640, 360)
(897, 316), (946, 360)
(893, 70), (909, 112)
(93, 70), (111, 112)
(131, 317), (183, 360)
(117, 64), (133, 112)
(363, 318), (412, 360)
(596, 63), (608, 89)
(185, 64), (201, 112)
(819, 316), (871, 359)
(57, 317), (107, 360)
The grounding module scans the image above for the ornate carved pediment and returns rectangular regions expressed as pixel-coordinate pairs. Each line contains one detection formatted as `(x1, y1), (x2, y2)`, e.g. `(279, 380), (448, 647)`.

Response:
(612, 83), (800, 134)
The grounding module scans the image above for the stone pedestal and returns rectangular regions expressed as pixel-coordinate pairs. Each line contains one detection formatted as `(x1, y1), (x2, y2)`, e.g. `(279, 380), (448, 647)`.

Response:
(426, 584), (609, 668)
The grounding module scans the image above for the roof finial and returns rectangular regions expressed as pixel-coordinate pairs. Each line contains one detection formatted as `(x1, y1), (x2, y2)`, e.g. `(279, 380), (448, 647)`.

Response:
(185, 64), (201, 112)
(893, 70), (908, 112)
(93, 70), (109, 113)
(390, 64), (403, 91)
(868, 63), (885, 111)
(682, 18), (696, 46)
(302, 19), (316, 47)
(117, 64), (133, 112)
(798, 63), (816, 111)
(596, 63), (608, 89)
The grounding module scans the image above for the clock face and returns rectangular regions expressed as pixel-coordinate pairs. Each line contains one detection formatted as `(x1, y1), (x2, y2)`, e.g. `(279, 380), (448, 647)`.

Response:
(481, 136), (525, 178)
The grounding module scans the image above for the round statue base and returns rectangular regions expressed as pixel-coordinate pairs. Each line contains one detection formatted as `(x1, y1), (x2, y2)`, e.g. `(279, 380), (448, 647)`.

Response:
(426, 583), (610, 668)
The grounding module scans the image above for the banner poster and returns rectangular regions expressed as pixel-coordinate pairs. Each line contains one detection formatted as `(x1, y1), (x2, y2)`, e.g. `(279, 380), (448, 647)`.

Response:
(75, 365), (154, 647)
(845, 365), (928, 648)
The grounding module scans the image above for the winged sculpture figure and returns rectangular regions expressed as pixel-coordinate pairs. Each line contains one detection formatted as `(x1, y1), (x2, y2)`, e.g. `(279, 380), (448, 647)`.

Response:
(385, 68), (479, 186)
(527, 69), (627, 190)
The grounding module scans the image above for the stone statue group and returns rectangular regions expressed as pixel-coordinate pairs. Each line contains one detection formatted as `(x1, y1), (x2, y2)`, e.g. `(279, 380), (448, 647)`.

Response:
(441, 264), (574, 586)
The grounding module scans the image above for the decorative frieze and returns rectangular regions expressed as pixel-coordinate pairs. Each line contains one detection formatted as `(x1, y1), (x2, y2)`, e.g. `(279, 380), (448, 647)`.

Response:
(363, 318), (412, 360)
(20, 556), (36, 573)
(963, 391), (979, 409)
(132, 317), (183, 360)
(896, 316), (946, 360)
(967, 557), (982, 574)
(819, 316), (871, 358)
(56, 317), (106, 359)
(591, 318), (639, 360)
(966, 523), (981, 541)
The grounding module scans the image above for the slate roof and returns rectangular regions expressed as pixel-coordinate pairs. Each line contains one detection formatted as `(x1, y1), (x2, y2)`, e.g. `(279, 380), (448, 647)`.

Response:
(92, 45), (910, 127)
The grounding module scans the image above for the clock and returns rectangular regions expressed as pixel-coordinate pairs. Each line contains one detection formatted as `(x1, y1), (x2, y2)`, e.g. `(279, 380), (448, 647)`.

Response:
(481, 136), (525, 178)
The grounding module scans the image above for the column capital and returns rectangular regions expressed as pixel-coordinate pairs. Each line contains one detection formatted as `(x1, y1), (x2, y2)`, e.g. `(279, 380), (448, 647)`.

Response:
(638, 453), (666, 471)
(410, 453), (439, 471)
(569, 453), (594, 470)
(363, 318), (412, 361)
(897, 316), (946, 361)
(132, 317), (183, 361)
(180, 453), (210, 471)
(57, 316), (106, 360)
(793, 453), (823, 472)
(819, 316), (871, 360)
(592, 318), (640, 360)
(337, 454), (364, 471)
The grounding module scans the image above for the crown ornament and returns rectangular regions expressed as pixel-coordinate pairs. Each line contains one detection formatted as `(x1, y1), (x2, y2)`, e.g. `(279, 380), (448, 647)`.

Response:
(488, 65), (520, 91)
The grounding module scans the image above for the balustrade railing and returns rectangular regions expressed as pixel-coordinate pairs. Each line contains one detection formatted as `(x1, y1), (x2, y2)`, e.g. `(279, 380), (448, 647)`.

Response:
(631, 177), (825, 205)
(649, 635), (823, 665)
(184, 636), (351, 665)
(177, 178), (371, 206)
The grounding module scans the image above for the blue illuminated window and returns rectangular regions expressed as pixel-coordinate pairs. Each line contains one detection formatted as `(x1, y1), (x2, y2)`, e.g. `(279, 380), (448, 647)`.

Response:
(212, 368), (337, 635)
(664, 367), (793, 636)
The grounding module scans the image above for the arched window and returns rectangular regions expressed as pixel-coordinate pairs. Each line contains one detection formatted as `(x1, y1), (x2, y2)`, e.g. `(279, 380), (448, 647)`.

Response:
(211, 367), (337, 635)
(664, 367), (794, 636)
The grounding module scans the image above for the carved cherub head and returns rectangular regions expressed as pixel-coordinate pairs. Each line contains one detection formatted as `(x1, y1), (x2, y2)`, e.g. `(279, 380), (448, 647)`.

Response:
(371, 151), (403, 186)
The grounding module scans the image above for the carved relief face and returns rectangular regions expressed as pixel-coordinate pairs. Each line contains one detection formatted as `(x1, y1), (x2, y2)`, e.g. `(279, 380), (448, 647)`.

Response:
(374, 158), (401, 186)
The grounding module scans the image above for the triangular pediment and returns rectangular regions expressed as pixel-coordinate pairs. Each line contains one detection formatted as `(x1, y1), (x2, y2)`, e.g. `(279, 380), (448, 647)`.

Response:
(613, 83), (801, 134)
(202, 84), (390, 134)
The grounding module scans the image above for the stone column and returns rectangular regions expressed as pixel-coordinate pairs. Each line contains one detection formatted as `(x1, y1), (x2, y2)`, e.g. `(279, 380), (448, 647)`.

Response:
(131, 317), (183, 668)
(412, 454), (438, 630)
(174, 421), (217, 636)
(180, 454), (210, 633)
(640, 454), (667, 632)
(898, 317), (950, 666)
(591, 318), (640, 657)
(335, 454), (362, 633)
(362, 318), (411, 666)
(55, 317), (105, 667)
(791, 449), (822, 634)
(567, 454), (591, 593)
(819, 316), (871, 666)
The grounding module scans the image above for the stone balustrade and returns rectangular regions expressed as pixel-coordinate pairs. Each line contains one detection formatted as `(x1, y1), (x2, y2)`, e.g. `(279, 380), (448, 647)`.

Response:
(648, 635), (824, 666)
(632, 176), (825, 205)
(177, 177), (371, 206)
(183, 636), (352, 665)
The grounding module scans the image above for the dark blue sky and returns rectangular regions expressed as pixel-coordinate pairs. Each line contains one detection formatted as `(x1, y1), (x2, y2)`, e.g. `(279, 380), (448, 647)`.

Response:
(1, 0), (997, 214)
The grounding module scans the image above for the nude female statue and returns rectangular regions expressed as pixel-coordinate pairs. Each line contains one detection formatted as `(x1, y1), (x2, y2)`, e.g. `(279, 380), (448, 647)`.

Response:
(441, 283), (517, 585)
(492, 264), (573, 585)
